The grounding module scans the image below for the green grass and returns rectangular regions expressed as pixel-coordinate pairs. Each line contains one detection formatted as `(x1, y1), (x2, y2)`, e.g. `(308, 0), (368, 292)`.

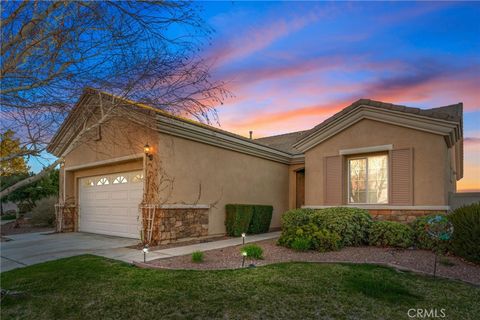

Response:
(1, 256), (479, 319)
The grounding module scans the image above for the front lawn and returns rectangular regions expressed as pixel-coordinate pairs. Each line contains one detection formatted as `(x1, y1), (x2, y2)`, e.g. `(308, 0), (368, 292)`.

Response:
(1, 255), (479, 319)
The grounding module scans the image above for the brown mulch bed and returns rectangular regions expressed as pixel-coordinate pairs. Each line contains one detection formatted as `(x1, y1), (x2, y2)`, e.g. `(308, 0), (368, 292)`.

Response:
(1, 219), (54, 237)
(127, 235), (229, 251)
(146, 238), (480, 285)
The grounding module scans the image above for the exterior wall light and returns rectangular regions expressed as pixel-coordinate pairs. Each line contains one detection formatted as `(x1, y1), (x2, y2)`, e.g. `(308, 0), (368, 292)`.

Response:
(143, 144), (153, 161)
(142, 245), (149, 262)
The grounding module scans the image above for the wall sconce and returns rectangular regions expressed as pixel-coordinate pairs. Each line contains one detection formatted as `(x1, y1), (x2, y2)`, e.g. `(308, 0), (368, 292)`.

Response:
(144, 144), (153, 161)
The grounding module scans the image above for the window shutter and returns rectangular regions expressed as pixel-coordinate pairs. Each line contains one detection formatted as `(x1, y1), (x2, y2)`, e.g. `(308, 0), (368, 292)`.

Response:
(391, 148), (413, 205)
(325, 155), (343, 205)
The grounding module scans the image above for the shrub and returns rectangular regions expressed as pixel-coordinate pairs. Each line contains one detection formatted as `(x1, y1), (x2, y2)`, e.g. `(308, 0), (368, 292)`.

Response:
(312, 207), (373, 247)
(191, 251), (204, 263)
(241, 244), (263, 259)
(369, 221), (414, 248)
(1, 212), (17, 220)
(225, 204), (253, 236)
(411, 214), (450, 252)
(291, 237), (311, 251)
(279, 207), (371, 249)
(311, 229), (341, 252)
(278, 208), (315, 246)
(248, 205), (273, 234)
(30, 196), (57, 227)
(448, 202), (480, 264)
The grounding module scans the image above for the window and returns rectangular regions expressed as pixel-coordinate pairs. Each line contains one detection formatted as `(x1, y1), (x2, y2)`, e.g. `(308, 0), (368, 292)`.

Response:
(97, 177), (110, 185)
(83, 179), (94, 187)
(348, 154), (388, 204)
(131, 174), (144, 183)
(113, 176), (127, 184)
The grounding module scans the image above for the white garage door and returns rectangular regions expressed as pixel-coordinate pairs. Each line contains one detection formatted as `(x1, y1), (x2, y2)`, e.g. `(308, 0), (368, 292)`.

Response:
(78, 171), (143, 239)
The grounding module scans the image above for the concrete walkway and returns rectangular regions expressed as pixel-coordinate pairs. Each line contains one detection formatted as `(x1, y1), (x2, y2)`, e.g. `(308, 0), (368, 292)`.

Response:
(1, 231), (280, 272)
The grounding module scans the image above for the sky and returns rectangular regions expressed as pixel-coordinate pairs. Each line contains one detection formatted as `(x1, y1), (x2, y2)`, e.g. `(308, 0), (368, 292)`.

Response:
(27, 1), (479, 191)
(194, 1), (480, 192)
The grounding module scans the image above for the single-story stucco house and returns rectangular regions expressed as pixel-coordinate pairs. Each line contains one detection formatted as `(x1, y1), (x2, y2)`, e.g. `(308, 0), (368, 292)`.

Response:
(48, 88), (463, 244)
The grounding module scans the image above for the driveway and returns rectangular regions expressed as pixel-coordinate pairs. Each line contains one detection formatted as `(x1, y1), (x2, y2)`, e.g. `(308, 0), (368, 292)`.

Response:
(0, 232), (170, 273)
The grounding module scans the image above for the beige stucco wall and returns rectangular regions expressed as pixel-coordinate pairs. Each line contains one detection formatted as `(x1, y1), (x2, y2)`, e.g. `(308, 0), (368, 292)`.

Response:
(305, 119), (451, 206)
(156, 133), (290, 235)
(61, 117), (154, 202)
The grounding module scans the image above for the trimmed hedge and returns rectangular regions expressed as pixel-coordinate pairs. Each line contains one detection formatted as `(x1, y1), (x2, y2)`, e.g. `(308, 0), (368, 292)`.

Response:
(225, 204), (274, 236)
(278, 207), (371, 250)
(449, 202), (480, 264)
(411, 214), (450, 252)
(369, 221), (414, 248)
(248, 205), (273, 234)
(225, 204), (253, 236)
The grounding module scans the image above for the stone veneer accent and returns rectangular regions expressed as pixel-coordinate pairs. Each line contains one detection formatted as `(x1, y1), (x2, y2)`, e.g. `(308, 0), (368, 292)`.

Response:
(55, 204), (77, 232)
(141, 206), (209, 245)
(369, 210), (447, 223)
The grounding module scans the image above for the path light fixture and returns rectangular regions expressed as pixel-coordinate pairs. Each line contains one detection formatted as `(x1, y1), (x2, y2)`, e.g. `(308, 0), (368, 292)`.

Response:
(142, 245), (149, 263)
(143, 144), (153, 161)
(241, 251), (247, 268)
(241, 233), (246, 245)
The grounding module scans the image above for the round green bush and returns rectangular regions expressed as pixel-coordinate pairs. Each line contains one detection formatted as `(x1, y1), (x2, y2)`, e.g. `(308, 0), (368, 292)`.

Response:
(241, 244), (263, 259)
(278, 209), (315, 247)
(191, 251), (204, 263)
(310, 228), (341, 252)
(369, 221), (414, 248)
(448, 202), (480, 264)
(312, 207), (372, 247)
(411, 214), (450, 252)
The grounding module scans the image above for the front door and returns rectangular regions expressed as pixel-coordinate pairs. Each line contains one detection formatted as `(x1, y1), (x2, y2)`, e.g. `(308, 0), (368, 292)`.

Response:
(296, 169), (305, 208)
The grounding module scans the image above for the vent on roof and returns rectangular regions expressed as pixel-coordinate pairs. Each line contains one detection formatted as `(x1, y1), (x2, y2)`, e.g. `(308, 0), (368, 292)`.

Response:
(249, 131), (253, 139)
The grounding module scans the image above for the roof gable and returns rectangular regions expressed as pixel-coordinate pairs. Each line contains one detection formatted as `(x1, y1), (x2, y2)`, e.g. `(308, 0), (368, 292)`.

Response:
(293, 99), (463, 152)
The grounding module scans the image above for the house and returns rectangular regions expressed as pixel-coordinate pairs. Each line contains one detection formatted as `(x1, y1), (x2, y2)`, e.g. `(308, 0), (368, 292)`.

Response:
(48, 88), (463, 244)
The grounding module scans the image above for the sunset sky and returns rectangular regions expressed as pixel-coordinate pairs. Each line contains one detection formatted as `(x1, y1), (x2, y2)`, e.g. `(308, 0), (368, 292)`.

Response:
(199, 1), (480, 191)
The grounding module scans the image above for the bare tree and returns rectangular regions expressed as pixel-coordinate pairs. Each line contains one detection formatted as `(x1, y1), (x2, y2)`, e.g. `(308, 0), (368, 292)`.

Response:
(1, 1), (228, 196)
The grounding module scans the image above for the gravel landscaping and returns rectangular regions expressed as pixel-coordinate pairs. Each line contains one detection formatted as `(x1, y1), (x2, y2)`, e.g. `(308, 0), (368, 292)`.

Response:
(145, 238), (480, 285)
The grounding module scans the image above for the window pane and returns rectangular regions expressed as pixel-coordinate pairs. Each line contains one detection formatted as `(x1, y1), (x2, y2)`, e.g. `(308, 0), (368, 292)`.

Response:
(349, 158), (367, 203)
(367, 155), (388, 204)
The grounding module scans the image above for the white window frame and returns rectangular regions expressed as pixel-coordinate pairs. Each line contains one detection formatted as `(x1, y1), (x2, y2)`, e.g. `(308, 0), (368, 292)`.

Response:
(347, 154), (388, 205)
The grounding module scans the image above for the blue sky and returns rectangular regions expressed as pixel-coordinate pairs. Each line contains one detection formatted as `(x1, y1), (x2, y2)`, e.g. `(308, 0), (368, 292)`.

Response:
(197, 1), (480, 191)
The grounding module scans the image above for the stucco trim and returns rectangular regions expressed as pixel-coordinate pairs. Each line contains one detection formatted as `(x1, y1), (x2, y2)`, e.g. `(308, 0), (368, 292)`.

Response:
(339, 144), (393, 155)
(294, 106), (461, 152)
(156, 114), (294, 164)
(64, 153), (144, 171)
(302, 205), (450, 210)
(157, 204), (211, 209)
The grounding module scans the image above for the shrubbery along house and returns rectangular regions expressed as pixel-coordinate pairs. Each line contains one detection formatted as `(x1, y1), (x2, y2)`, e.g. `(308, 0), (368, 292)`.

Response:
(48, 88), (463, 244)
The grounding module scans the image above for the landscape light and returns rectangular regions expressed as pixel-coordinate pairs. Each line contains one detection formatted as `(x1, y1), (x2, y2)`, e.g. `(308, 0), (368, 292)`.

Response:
(241, 251), (247, 267)
(241, 233), (246, 245)
(142, 245), (149, 263)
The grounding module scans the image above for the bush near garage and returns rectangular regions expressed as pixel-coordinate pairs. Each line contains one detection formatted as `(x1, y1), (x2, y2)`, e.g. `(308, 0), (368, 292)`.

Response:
(248, 205), (273, 234)
(30, 196), (57, 227)
(225, 204), (254, 236)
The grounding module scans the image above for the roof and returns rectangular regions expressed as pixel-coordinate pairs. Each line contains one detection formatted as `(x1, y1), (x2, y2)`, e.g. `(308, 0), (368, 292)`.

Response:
(299, 99), (463, 141)
(255, 131), (307, 153)
(48, 90), (463, 166)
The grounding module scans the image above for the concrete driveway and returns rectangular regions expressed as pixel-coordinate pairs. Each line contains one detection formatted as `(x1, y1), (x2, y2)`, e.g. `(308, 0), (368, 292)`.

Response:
(0, 232), (169, 273)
